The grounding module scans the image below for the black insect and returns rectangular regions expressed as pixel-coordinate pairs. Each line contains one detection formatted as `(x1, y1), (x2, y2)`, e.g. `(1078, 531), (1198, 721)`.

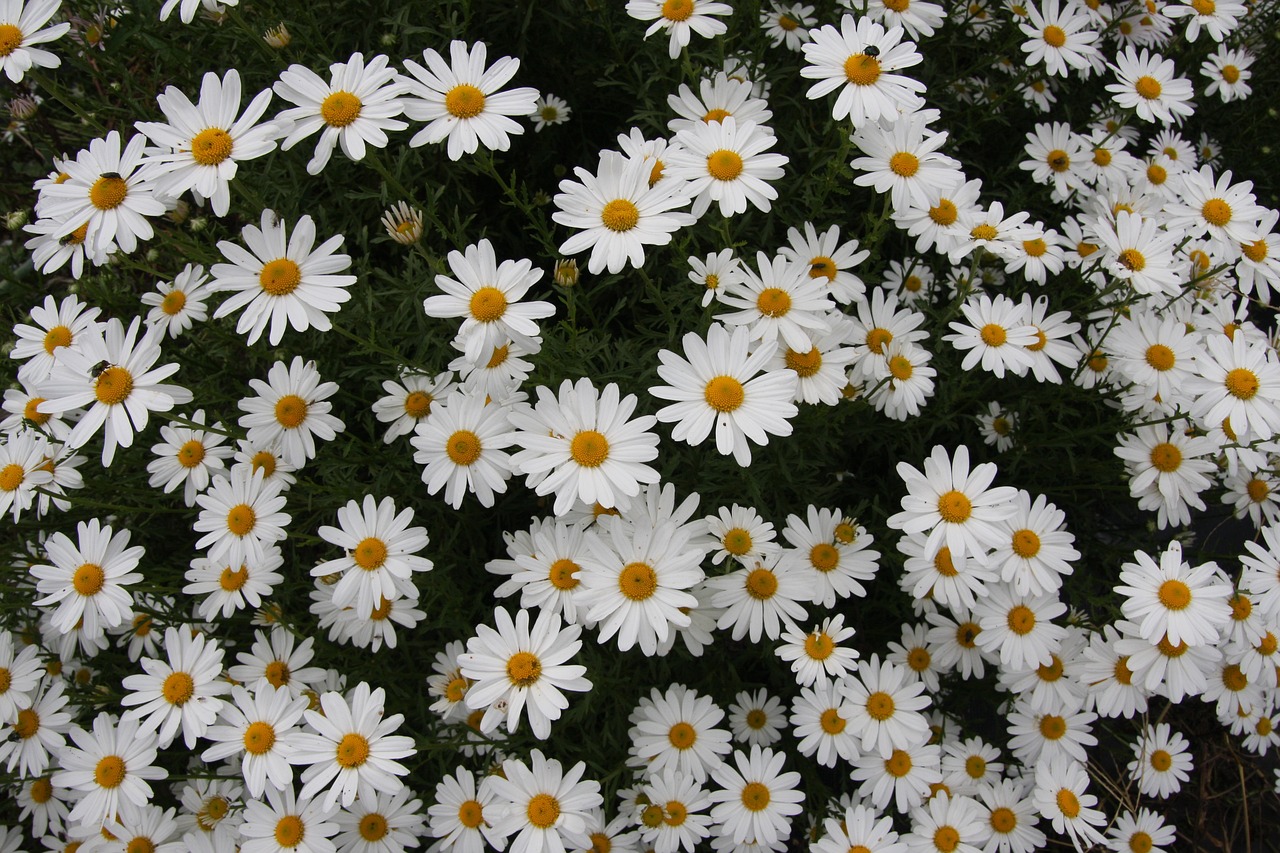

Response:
(99, 171), (122, 180)
(1049, 154), (1069, 169)
(90, 360), (111, 378)
(864, 45), (881, 57)
(58, 232), (79, 246)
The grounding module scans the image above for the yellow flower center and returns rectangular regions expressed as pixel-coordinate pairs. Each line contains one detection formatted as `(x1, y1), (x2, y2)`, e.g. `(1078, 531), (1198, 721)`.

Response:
(662, 0), (694, 20)
(320, 90), (362, 127)
(30, 778), (52, 803)
(1202, 198), (1232, 227)
(352, 537), (388, 571)
(251, 451), (277, 477)
(445, 677), (468, 702)
(804, 631), (834, 660)
(723, 527), (753, 555)
(444, 84), (485, 119)
(746, 567), (778, 600)
(619, 561), (658, 601)
(1222, 663), (1247, 691)
(0, 23), (24, 56)
(979, 324), (1007, 346)
(1011, 529), (1040, 558)
(706, 149), (744, 181)
(90, 175), (128, 210)
(243, 721), (277, 754)
(930, 199), (958, 225)
(601, 199), (640, 232)
(989, 806), (1017, 833)
(43, 325), (72, 354)
(965, 755), (987, 779)
(0, 464), (24, 492)
(809, 543), (839, 572)
(507, 651), (542, 687)
(73, 563), (105, 596)
(527, 793), (561, 828)
(226, 503), (257, 536)
(1149, 442), (1182, 473)
(890, 152), (920, 177)
(1157, 578), (1192, 610)
(94, 755), (127, 788)
(1192, 0), (1216, 12)
(908, 647), (931, 672)
(785, 347), (822, 377)
(570, 430), (609, 467)
(220, 565), (249, 591)
(94, 366), (134, 405)
(703, 108), (731, 123)
(190, 127), (234, 166)
(335, 732), (370, 768)
(403, 391), (433, 418)
(274, 815), (305, 847)
(1144, 343), (1174, 370)
(904, 274), (922, 292)
(175, 439), (206, 469)
(740, 781), (771, 811)
(446, 430), (482, 465)
(1224, 366), (1261, 400)
(778, 14), (799, 30)
(486, 344), (510, 368)
(1023, 238), (1048, 257)
(934, 827), (961, 853)
(885, 0), (910, 9)
(1149, 748), (1173, 771)
(161, 289), (187, 315)
(866, 691), (895, 721)
(935, 547), (958, 577)
(469, 286), (507, 322)
(819, 707), (846, 734)
(704, 375), (745, 412)
(889, 355), (914, 381)
(843, 54), (882, 85)
(745, 709), (768, 729)
(14, 708), (39, 739)
(886, 749), (913, 777)
(259, 258), (302, 296)
(957, 622), (981, 647)
(1006, 605), (1036, 635)
(1042, 24), (1067, 46)
(1046, 149), (1070, 172)
(668, 721), (697, 749)
(971, 223), (999, 241)
(1258, 633), (1278, 655)
(162, 671), (195, 705)
(359, 813), (389, 842)
(663, 802), (688, 827)
(937, 490), (973, 523)
(548, 558), (580, 590)
(1134, 76), (1162, 99)
(458, 800), (484, 829)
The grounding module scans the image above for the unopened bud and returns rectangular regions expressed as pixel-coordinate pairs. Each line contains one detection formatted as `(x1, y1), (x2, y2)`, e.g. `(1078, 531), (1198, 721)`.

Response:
(553, 258), (579, 288)
(263, 22), (291, 48)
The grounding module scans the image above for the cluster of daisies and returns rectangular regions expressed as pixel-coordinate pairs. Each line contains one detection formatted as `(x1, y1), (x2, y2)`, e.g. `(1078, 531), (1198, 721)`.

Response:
(2, 0), (1280, 851)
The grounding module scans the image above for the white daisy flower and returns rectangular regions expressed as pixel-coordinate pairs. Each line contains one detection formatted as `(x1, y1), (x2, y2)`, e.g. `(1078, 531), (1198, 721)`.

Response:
(140, 263), (213, 339)
(135, 69), (282, 216)
(0, 429), (53, 521)
(779, 505), (880, 607)
(704, 504), (778, 567)
(1164, 164), (1265, 249)
(813, 803), (903, 853)
(887, 444), (1019, 564)
(30, 517), (143, 638)
(226, 627), (326, 699)
(727, 689), (785, 747)
(760, 3), (816, 51)
(637, 769), (714, 853)
(1127, 723), (1193, 798)
(201, 683), (309, 798)
(989, 490), (1079, 596)
(1201, 45), (1253, 102)
(800, 15), (926, 126)
(0, 0), (71, 83)
(410, 390), (516, 509)
(552, 150), (696, 275)
(1113, 424), (1217, 530)
(1115, 540), (1233, 647)
(51, 712), (167, 827)
(689, 249), (745, 308)
(705, 552), (809, 643)
(851, 114), (963, 211)
(651, 323), (799, 467)
(146, 409), (233, 507)
(628, 684), (732, 783)
(401, 40), (539, 161)
(1105, 46), (1195, 124)
(424, 238), (553, 363)
(530, 93), (571, 131)
(334, 787), (427, 853)
(37, 316), (192, 466)
(707, 745), (804, 847)
(119, 627), (228, 749)
(973, 582), (1068, 671)
(211, 209), (357, 346)
(192, 465), (291, 570)
(1107, 808), (1177, 853)
(1018, 0), (1101, 78)
(372, 370), (455, 444)
(459, 606), (590, 740)
(715, 251), (835, 354)
(625, 0), (733, 59)
(35, 130), (166, 256)
(274, 52), (408, 175)
(850, 741), (941, 814)
(943, 293), (1039, 379)
(577, 515), (704, 655)
(904, 793), (986, 853)
(1164, 0), (1245, 41)
(0, 679), (71, 778)
(843, 654), (932, 759)
(667, 117), (789, 218)
(426, 766), (506, 853)
(789, 679), (858, 768)
(0, 632), (45, 719)
(776, 615), (859, 688)
(239, 783), (340, 853)
(887, 622), (943, 693)
(159, 0), (239, 24)
(294, 682), (416, 811)
(183, 545), (285, 621)
(1033, 756), (1107, 851)
(238, 356), (345, 468)
(311, 495), (433, 616)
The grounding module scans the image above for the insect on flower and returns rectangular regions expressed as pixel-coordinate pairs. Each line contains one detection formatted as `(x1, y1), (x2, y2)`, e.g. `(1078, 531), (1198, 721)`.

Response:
(89, 360), (111, 378)
(863, 45), (881, 57)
